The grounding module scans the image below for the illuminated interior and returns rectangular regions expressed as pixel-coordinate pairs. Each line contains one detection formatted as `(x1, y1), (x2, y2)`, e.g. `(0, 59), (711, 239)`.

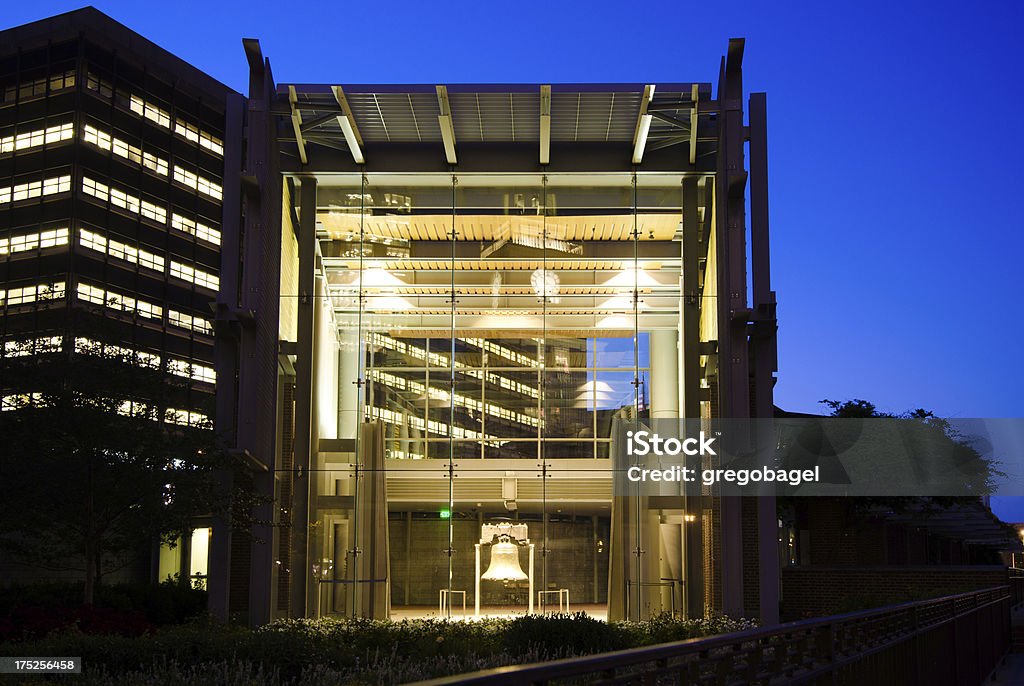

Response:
(287, 171), (713, 620)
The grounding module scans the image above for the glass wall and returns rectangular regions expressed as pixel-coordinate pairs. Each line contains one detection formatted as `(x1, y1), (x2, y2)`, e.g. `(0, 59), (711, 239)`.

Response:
(308, 171), (692, 620)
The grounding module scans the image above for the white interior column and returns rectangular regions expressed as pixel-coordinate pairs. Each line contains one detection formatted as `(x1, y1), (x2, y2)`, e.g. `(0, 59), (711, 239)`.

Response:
(338, 327), (360, 440)
(650, 330), (680, 418)
(649, 329), (681, 614)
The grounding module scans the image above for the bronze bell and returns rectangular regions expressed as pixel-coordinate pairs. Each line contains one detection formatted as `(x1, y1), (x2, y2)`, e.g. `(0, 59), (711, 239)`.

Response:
(481, 540), (528, 581)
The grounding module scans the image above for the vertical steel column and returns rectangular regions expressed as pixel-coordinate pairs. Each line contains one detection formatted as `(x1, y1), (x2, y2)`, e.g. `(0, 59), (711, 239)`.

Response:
(291, 176), (318, 617)
(235, 67), (277, 624)
(540, 175), (549, 605)
(681, 177), (704, 617)
(347, 175), (367, 619)
(446, 175), (456, 617)
(209, 90), (245, 623)
(749, 91), (780, 625)
(631, 173), (643, 621)
(715, 38), (750, 618)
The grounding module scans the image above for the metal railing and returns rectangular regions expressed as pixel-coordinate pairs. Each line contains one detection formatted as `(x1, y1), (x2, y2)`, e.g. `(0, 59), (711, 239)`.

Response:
(405, 586), (1010, 686)
(1009, 567), (1024, 608)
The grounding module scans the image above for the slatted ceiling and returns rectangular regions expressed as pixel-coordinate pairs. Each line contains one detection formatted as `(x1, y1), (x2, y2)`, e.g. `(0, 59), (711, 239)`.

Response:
(514, 479), (611, 500)
(366, 93), (423, 141)
(391, 329), (634, 338)
(547, 91), (643, 142)
(385, 477), (610, 502)
(373, 286), (655, 295)
(387, 478), (504, 501)
(368, 259), (631, 271)
(318, 213), (681, 241)
(344, 92), (390, 142)
(512, 92), (540, 141)
(381, 308), (671, 316)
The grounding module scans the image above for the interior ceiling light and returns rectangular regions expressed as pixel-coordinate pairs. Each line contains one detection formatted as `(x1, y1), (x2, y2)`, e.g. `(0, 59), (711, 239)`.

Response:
(603, 268), (659, 287)
(598, 295), (644, 311)
(346, 268), (406, 287)
(576, 380), (615, 394)
(596, 315), (631, 329)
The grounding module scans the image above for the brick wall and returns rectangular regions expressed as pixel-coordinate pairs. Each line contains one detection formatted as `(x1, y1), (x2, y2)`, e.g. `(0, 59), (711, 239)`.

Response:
(741, 496), (760, 615)
(781, 565), (1009, 620)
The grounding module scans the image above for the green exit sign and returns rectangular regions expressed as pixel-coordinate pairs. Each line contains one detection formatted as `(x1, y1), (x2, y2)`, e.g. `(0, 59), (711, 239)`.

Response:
(439, 509), (451, 519)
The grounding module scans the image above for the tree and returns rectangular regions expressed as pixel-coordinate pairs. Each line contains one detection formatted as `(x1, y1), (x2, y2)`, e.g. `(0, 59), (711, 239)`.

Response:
(0, 333), (235, 605)
(817, 398), (1004, 502)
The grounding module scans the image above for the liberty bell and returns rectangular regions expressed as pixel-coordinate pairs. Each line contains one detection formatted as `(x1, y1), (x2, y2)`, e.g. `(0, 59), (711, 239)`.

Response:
(481, 535), (528, 581)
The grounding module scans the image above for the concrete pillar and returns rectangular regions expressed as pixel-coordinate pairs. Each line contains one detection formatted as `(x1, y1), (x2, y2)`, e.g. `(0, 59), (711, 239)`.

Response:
(338, 327), (360, 440)
(649, 330), (680, 419)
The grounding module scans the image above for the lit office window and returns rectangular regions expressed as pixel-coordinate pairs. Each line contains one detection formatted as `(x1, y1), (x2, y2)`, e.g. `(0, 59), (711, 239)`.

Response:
(170, 213), (221, 245)
(0, 227), (69, 255)
(139, 199), (166, 223)
(172, 166), (222, 201)
(129, 95), (171, 129)
(76, 282), (162, 321)
(167, 358), (216, 384)
(164, 408), (211, 427)
(81, 176), (107, 200)
(174, 119), (223, 157)
(0, 122), (74, 154)
(2, 70), (75, 103)
(118, 92), (220, 160)
(170, 261), (219, 291)
(115, 399), (157, 420)
(168, 309), (213, 335)
(0, 392), (46, 411)
(110, 187), (139, 214)
(81, 177), (167, 224)
(0, 175), (71, 204)
(1, 336), (63, 358)
(82, 124), (168, 176)
(79, 228), (165, 272)
(74, 337), (161, 368)
(0, 282), (66, 306)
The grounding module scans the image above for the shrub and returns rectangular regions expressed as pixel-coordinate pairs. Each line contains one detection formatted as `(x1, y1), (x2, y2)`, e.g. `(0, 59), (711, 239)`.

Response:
(0, 612), (760, 685)
(0, 576), (206, 639)
(501, 612), (631, 655)
(621, 612), (758, 646)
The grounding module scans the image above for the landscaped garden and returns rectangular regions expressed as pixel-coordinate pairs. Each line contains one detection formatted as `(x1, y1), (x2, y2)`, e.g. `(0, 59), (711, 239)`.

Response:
(0, 584), (757, 685)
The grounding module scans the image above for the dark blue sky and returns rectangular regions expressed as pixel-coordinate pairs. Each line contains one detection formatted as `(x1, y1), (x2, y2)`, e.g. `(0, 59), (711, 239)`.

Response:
(5, 1), (1023, 515)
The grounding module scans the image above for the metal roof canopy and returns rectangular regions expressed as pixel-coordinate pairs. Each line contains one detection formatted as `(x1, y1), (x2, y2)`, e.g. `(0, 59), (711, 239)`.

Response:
(277, 82), (716, 165)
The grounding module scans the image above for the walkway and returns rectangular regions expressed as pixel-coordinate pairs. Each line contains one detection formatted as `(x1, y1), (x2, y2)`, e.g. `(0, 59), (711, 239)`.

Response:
(990, 603), (1024, 684)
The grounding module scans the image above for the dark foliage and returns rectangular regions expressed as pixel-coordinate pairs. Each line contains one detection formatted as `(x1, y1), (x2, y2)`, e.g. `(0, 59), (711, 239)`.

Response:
(0, 577), (207, 641)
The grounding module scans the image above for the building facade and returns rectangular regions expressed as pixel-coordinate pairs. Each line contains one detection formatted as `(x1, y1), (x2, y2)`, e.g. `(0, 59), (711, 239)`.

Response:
(0, 8), (241, 586)
(1, 9), (780, 627)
